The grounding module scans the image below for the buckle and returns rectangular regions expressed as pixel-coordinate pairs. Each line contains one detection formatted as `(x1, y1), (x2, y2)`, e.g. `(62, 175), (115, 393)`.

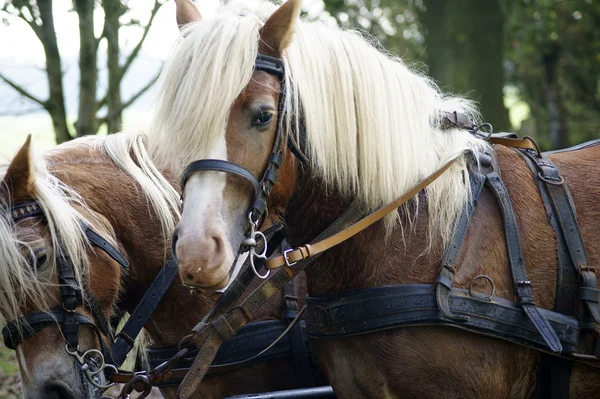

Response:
(283, 248), (297, 267)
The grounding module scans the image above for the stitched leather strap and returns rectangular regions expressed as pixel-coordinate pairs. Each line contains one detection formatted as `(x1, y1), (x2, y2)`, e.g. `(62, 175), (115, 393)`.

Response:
(489, 137), (538, 151)
(2, 309), (95, 349)
(83, 222), (129, 268)
(435, 169), (485, 321)
(180, 160), (261, 195)
(305, 284), (579, 353)
(283, 279), (313, 387)
(265, 157), (459, 270)
(111, 256), (179, 367)
(485, 171), (562, 353)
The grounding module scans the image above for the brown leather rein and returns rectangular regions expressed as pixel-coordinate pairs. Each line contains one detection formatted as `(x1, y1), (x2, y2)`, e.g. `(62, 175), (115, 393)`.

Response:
(265, 136), (537, 271)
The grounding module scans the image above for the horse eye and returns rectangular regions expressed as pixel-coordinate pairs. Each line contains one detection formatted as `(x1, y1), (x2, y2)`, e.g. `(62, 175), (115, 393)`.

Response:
(28, 250), (47, 270)
(253, 112), (273, 127)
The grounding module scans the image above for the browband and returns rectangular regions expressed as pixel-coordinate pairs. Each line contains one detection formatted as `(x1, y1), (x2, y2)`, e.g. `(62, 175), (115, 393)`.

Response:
(10, 201), (128, 269)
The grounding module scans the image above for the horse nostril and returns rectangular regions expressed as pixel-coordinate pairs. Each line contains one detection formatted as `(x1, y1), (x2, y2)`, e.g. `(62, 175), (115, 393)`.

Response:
(172, 226), (180, 261)
(43, 382), (77, 399)
(186, 273), (194, 280)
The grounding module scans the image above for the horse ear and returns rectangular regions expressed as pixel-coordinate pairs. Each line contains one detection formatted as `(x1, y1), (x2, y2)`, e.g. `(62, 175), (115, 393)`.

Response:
(2, 135), (35, 202)
(259, 0), (302, 57)
(175, 0), (202, 28)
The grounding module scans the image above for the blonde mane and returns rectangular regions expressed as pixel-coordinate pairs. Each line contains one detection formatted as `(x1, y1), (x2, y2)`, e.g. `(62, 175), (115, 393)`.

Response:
(0, 151), (90, 323)
(149, 0), (489, 243)
(0, 133), (179, 326)
(98, 132), (181, 237)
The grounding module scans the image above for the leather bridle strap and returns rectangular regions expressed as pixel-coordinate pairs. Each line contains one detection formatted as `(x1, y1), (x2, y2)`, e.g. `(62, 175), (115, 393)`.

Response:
(264, 156), (460, 270)
(179, 53), (286, 226)
(110, 256), (179, 368)
(3, 309), (97, 349)
(180, 160), (261, 195)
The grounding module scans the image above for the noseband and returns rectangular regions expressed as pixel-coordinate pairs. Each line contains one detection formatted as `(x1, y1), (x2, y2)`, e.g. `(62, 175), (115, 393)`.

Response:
(1, 201), (129, 390)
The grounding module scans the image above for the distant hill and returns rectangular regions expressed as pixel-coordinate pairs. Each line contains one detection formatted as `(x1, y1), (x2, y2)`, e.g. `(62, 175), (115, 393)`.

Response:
(0, 49), (163, 117)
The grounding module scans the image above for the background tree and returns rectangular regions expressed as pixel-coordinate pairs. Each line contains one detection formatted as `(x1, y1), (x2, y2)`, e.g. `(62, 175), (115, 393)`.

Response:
(504, 0), (600, 149)
(0, 0), (165, 144)
(324, 0), (511, 131)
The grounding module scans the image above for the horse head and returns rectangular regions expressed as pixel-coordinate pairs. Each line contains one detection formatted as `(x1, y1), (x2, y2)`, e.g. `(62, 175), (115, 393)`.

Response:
(0, 137), (126, 399)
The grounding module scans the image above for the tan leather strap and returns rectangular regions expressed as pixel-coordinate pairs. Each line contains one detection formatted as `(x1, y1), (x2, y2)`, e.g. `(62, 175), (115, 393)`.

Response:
(265, 156), (460, 270)
(489, 137), (537, 151)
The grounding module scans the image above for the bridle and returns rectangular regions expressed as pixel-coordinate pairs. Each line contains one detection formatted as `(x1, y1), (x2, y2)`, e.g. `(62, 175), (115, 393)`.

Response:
(1, 201), (130, 391)
(179, 53), (298, 280)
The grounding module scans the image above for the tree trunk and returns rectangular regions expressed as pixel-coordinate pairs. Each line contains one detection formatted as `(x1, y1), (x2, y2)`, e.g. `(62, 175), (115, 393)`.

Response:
(74, 0), (98, 137)
(103, 0), (124, 134)
(421, 0), (511, 132)
(37, 0), (72, 143)
(543, 46), (569, 150)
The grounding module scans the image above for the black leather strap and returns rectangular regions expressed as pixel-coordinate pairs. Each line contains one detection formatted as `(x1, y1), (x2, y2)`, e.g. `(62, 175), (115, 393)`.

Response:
(180, 160), (261, 194)
(283, 279), (313, 388)
(111, 256), (179, 367)
(435, 169), (485, 321)
(255, 53), (285, 80)
(146, 319), (315, 386)
(82, 222), (129, 269)
(306, 284), (578, 354)
(544, 138), (600, 155)
(516, 150), (576, 399)
(2, 309), (95, 349)
(485, 171), (562, 353)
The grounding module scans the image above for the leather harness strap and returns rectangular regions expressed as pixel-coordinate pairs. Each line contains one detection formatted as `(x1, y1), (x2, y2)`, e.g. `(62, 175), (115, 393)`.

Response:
(305, 284), (580, 353)
(434, 167), (486, 322)
(264, 157), (460, 270)
(484, 168), (562, 353)
(283, 278), (314, 388)
(110, 256), (179, 368)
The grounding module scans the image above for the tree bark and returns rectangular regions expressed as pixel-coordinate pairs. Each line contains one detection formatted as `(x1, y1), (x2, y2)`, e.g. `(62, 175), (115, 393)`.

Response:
(74, 0), (98, 137)
(421, 0), (511, 131)
(103, 0), (124, 134)
(543, 46), (569, 149)
(37, 0), (72, 143)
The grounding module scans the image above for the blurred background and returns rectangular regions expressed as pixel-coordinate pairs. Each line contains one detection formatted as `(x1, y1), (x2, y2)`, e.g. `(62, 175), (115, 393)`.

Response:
(1, 0), (599, 160)
(0, 0), (598, 395)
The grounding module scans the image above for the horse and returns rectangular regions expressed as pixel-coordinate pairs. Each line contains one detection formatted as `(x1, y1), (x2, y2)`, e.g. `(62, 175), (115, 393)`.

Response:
(0, 132), (312, 399)
(153, 0), (600, 397)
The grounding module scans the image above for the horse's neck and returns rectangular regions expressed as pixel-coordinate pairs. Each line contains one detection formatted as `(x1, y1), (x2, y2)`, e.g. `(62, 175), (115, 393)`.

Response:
(288, 147), (566, 309)
(286, 178), (446, 297)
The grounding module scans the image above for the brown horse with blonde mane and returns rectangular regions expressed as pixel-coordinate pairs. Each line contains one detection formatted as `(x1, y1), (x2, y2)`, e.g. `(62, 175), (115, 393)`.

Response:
(153, 0), (600, 397)
(0, 133), (314, 399)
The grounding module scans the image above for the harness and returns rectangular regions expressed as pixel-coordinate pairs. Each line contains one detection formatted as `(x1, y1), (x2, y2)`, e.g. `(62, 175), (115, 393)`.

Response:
(173, 49), (600, 399)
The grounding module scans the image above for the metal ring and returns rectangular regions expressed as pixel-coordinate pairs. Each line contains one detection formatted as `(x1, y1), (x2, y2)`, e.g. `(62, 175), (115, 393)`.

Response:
(537, 171), (564, 186)
(468, 275), (495, 301)
(253, 231), (268, 259)
(250, 248), (270, 279)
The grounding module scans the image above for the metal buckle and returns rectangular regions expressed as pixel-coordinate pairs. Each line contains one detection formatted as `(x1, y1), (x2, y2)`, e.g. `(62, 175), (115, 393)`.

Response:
(284, 248), (297, 267)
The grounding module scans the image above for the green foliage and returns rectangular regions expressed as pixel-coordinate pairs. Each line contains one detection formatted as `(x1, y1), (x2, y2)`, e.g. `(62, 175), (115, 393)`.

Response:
(504, 0), (600, 148)
(323, 0), (425, 64)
